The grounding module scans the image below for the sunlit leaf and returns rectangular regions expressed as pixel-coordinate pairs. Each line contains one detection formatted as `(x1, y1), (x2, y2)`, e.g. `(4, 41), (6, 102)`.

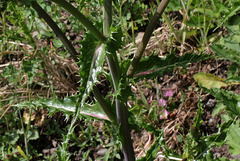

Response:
(227, 120), (240, 155)
(79, 31), (100, 97)
(16, 95), (110, 120)
(214, 2), (240, 31)
(27, 129), (39, 141)
(212, 103), (226, 117)
(194, 73), (228, 89)
(17, 146), (28, 160)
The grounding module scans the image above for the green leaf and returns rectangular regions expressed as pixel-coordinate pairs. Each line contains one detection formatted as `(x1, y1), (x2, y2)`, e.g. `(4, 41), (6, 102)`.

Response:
(205, 120), (232, 147)
(3, 131), (19, 145)
(27, 129), (39, 141)
(0, 0), (9, 12)
(79, 32), (105, 100)
(22, 96), (110, 120)
(17, 146), (28, 160)
(194, 73), (228, 89)
(211, 44), (240, 65)
(208, 88), (240, 117)
(134, 53), (209, 80)
(227, 63), (239, 78)
(166, 0), (181, 12)
(52, 38), (63, 48)
(106, 27), (123, 54)
(228, 14), (240, 25)
(212, 103), (226, 117)
(22, 58), (41, 86)
(214, 2), (240, 31)
(2, 63), (19, 83)
(193, 101), (203, 130)
(227, 120), (240, 155)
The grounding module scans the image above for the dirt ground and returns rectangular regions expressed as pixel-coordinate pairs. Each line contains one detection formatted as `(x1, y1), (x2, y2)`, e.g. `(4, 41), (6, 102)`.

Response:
(1, 3), (239, 160)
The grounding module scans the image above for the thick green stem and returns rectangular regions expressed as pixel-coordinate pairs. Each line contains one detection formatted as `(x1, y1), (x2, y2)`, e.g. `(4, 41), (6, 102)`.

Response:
(115, 100), (135, 161)
(92, 86), (116, 122)
(51, 0), (106, 43)
(126, 0), (171, 78)
(31, 1), (78, 62)
(103, 0), (135, 160)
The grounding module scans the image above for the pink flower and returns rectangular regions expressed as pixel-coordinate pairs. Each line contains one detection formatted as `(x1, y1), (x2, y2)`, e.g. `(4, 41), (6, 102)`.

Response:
(159, 109), (170, 120)
(164, 89), (174, 98)
(159, 98), (167, 107)
(148, 100), (152, 104)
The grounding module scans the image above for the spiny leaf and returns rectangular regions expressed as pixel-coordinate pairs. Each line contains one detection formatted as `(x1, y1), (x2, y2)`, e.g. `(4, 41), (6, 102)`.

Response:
(210, 44), (240, 65)
(79, 32), (99, 95)
(106, 27), (123, 53)
(17, 96), (110, 120)
(134, 53), (210, 80)
(194, 73), (228, 89)
(78, 31), (106, 107)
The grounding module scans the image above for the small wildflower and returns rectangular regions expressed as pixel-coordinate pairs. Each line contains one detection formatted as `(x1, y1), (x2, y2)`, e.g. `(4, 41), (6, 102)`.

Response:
(164, 89), (174, 98)
(159, 98), (167, 107)
(148, 100), (152, 104)
(159, 108), (170, 120)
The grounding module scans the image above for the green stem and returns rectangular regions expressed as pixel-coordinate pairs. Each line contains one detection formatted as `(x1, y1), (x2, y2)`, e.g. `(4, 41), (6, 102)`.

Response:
(30, 1), (78, 62)
(116, 100), (135, 161)
(19, 110), (29, 160)
(126, 0), (171, 78)
(103, 0), (135, 160)
(92, 86), (116, 122)
(51, 0), (107, 43)
(162, 13), (182, 43)
(103, 0), (112, 36)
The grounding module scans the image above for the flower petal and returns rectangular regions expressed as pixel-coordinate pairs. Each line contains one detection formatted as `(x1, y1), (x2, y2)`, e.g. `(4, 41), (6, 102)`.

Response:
(159, 108), (170, 120)
(164, 89), (174, 97)
(159, 98), (167, 107)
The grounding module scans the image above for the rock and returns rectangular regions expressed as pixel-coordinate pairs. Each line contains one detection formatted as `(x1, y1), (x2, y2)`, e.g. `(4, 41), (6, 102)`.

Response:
(96, 148), (107, 156)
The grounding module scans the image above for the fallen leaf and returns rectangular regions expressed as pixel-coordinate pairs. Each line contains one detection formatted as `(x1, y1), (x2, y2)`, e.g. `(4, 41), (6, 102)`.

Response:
(194, 73), (228, 89)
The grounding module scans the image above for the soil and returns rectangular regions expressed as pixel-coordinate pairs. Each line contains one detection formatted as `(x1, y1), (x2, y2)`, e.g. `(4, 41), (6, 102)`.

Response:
(1, 1), (240, 160)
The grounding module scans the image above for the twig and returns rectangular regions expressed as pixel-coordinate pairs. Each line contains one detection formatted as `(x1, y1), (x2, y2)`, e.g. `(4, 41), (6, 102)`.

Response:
(127, 0), (171, 77)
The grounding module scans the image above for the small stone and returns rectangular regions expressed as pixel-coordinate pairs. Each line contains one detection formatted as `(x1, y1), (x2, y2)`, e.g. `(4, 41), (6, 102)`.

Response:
(205, 99), (216, 109)
(213, 153), (221, 159)
(96, 148), (107, 156)
(52, 140), (57, 147)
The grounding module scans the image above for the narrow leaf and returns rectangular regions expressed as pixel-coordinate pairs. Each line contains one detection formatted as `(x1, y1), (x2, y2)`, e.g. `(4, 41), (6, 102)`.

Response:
(17, 146), (28, 160)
